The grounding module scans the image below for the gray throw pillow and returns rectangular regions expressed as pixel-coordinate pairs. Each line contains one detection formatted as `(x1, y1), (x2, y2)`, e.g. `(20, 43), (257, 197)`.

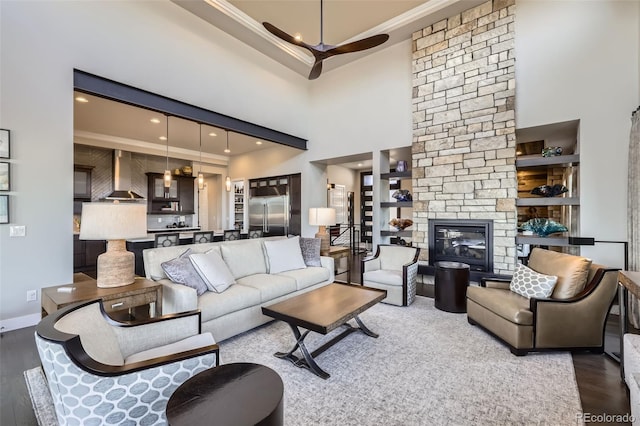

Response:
(299, 237), (322, 267)
(510, 262), (558, 299)
(161, 249), (208, 296)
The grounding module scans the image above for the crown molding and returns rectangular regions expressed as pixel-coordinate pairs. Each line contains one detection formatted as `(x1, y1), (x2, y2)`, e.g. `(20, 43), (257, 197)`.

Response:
(203, 0), (314, 66)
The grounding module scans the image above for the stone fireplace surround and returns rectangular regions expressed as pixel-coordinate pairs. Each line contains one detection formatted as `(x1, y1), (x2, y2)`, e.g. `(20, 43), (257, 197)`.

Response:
(411, 0), (517, 276)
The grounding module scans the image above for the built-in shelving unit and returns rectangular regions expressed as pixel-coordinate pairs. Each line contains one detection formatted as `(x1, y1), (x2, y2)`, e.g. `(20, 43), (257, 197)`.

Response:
(380, 169), (413, 245)
(515, 120), (591, 251)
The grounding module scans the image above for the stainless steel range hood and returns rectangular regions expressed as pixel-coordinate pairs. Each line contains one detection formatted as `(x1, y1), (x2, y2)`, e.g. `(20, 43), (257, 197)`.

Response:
(105, 150), (144, 200)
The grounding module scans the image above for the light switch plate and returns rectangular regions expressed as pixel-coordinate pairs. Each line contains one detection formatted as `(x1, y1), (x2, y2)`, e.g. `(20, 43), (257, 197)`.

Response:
(9, 225), (26, 237)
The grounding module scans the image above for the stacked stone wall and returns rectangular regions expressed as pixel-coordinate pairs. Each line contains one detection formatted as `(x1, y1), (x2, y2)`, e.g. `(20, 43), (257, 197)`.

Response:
(411, 0), (517, 274)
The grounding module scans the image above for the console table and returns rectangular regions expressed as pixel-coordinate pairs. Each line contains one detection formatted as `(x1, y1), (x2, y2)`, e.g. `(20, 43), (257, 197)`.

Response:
(326, 246), (351, 283)
(41, 273), (162, 319)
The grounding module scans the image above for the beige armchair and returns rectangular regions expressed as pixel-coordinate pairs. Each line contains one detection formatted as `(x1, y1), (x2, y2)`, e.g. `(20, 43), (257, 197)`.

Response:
(467, 248), (618, 356)
(35, 299), (219, 425)
(361, 245), (420, 306)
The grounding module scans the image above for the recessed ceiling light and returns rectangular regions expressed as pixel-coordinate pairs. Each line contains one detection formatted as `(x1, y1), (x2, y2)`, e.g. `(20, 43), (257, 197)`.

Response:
(159, 136), (167, 141)
(358, 163), (363, 167)
(209, 132), (217, 137)
(150, 118), (161, 124)
(75, 96), (89, 103)
(256, 140), (263, 145)
(294, 33), (302, 41)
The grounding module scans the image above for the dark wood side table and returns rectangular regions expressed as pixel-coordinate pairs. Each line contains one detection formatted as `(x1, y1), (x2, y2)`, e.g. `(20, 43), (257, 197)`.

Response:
(434, 261), (471, 313)
(325, 246), (351, 283)
(166, 363), (284, 426)
(41, 273), (162, 319)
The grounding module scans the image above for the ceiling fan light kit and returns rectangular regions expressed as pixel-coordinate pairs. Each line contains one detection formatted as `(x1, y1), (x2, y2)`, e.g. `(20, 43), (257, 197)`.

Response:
(263, 0), (389, 80)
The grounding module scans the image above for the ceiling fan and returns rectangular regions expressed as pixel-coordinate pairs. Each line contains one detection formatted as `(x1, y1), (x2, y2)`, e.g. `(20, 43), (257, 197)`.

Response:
(263, 0), (389, 80)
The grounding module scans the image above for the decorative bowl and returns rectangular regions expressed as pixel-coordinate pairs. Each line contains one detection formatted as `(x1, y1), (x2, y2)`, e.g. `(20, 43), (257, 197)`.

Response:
(389, 218), (413, 231)
(520, 218), (568, 237)
(530, 184), (568, 197)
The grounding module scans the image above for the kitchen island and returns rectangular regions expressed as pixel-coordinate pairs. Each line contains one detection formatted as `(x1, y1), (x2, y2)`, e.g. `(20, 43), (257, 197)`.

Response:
(127, 229), (239, 277)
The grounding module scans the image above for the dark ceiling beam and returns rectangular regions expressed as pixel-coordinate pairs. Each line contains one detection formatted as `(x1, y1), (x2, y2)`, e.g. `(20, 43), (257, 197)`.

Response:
(73, 69), (307, 151)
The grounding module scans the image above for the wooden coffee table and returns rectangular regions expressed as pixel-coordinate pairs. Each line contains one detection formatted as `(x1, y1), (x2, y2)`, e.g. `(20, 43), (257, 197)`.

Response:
(261, 283), (386, 379)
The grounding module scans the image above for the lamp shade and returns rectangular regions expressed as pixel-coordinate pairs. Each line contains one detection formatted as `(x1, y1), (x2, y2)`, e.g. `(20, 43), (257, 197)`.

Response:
(309, 208), (336, 226)
(80, 202), (147, 240)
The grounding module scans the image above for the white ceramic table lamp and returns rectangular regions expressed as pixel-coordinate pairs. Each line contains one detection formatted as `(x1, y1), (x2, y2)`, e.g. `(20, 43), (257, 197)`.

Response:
(80, 202), (147, 288)
(309, 207), (336, 255)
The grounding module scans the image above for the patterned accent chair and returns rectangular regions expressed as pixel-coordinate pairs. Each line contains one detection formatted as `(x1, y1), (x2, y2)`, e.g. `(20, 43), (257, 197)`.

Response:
(467, 248), (619, 356)
(361, 245), (420, 306)
(35, 299), (218, 425)
(223, 230), (241, 241)
(155, 233), (179, 247)
(193, 231), (214, 244)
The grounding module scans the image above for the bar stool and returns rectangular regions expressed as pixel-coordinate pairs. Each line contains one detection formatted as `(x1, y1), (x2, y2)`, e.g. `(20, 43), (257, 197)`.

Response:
(193, 231), (214, 244)
(155, 233), (179, 248)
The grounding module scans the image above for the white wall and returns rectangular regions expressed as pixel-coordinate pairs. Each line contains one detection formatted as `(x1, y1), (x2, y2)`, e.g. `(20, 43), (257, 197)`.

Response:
(516, 0), (640, 268)
(0, 0), (310, 327)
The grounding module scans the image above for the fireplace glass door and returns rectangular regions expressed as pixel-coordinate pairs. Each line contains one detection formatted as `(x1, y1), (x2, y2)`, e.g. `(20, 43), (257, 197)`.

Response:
(429, 220), (493, 272)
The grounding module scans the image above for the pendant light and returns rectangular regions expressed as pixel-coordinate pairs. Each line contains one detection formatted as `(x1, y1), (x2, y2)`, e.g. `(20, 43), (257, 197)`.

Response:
(163, 115), (172, 188)
(224, 130), (231, 154)
(197, 124), (204, 190)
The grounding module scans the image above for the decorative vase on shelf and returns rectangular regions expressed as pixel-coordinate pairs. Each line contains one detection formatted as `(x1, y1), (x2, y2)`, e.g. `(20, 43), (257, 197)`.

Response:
(520, 218), (568, 237)
(530, 184), (569, 197)
(392, 190), (412, 202)
(541, 146), (563, 157)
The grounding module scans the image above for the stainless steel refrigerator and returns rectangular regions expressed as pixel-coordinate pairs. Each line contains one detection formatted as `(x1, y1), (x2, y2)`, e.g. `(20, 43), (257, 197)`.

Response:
(249, 185), (289, 236)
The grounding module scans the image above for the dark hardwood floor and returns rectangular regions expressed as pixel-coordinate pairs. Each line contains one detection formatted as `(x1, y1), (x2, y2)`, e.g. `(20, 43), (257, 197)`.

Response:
(1, 249), (631, 425)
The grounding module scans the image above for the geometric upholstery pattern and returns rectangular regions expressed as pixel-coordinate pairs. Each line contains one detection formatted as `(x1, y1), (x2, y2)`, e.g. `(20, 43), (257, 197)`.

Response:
(35, 334), (216, 426)
(509, 263), (558, 299)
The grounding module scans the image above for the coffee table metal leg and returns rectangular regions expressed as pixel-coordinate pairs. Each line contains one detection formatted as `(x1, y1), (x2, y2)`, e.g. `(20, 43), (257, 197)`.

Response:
(353, 315), (378, 338)
(274, 323), (330, 379)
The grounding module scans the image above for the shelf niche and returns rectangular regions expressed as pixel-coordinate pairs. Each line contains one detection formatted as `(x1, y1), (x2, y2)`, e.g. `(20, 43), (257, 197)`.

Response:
(515, 119), (585, 252)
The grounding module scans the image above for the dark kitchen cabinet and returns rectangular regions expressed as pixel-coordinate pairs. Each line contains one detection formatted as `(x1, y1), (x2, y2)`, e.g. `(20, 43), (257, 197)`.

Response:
(73, 235), (106, 277)
(146, 173), (195, 214)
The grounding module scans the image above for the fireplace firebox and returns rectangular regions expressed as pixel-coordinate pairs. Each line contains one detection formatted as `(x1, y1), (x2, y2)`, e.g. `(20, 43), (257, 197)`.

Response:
(428, 219), (493, 273)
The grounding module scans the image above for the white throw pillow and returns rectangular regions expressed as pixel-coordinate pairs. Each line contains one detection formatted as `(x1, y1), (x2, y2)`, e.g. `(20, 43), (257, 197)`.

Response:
(510, 262), (558, 299)
(189, 249), (236, 293)
(264, 236), (307, 274)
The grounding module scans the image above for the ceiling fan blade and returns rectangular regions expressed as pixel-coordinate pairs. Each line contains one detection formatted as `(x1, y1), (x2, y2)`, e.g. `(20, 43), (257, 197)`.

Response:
(328, 34), (390, 55)
(308, 60), (324, 80)
(263, 22), (310, 50)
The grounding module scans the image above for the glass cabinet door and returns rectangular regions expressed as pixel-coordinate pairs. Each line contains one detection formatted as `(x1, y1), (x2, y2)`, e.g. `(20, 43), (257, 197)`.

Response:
(154, 178), (178, 199)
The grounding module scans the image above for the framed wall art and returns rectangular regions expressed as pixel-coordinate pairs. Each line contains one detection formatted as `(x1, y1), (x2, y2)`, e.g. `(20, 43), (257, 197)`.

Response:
(0, 195), (8, 224)
(0, 129), (9, 159)
(0, 162), (8, 191)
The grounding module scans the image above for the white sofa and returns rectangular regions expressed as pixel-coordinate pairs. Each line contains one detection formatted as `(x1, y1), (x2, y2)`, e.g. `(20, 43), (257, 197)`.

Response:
(143, 236), (334, 342)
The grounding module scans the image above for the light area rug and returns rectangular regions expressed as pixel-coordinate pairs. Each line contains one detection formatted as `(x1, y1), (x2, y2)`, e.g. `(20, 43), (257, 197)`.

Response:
(221, 296), (584, 425)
